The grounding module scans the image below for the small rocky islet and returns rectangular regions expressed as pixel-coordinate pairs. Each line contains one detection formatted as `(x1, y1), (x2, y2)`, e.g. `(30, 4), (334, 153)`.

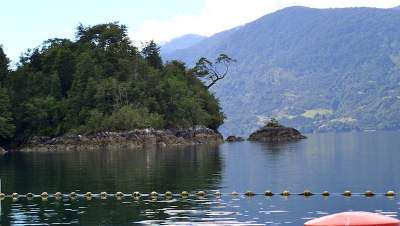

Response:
(225, 136), (245, 142)
(247, 119), (307, 142)
(248, 126), (306, 142)
(226, 119), (307, 143)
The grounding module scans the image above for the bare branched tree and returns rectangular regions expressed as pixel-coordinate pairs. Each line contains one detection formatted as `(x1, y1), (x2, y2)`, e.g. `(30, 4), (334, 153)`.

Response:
(193, 54), (235, 89)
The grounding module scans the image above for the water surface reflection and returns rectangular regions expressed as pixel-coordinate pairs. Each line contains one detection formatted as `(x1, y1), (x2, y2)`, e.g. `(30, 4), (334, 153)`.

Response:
(1, 132), (400, 225)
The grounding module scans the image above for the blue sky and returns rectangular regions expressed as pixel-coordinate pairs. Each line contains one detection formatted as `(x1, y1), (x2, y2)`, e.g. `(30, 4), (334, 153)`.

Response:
(1, 0), (203, 63)
(1, 0), (399, 64)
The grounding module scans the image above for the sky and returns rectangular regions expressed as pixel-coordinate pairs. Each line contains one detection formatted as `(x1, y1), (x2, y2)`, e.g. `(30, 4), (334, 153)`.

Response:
(1, 0), (400, 64)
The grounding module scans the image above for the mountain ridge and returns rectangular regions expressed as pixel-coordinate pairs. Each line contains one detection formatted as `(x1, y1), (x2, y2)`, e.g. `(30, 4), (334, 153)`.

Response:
(166, 6), (400, 136)
(161, 34), (205, 58)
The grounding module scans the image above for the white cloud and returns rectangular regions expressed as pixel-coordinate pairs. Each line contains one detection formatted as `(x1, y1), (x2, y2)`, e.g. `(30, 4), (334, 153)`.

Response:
(130, 0), (400, 46)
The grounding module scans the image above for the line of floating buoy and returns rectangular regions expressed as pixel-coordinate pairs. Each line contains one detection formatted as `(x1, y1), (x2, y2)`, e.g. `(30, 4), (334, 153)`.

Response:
(0, 190), (397, 200)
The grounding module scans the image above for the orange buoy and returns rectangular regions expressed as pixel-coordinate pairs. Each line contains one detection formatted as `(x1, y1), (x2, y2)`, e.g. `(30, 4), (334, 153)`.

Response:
(305, 211), (400, 226)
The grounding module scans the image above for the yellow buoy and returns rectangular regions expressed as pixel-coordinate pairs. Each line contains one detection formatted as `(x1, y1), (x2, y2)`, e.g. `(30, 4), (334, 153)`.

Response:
(69, 192), (77, 198)
(54, 192), (62, 200)
(231, 191), (239, 196)
(12, 193), (18, 198)
(0, 193), (5, 198)
(100, 192), (108, 199)
(385, 191), (396, 197)
(115, 192), (124, 197)
(215, 191), (222, 197)
(264, 190), (274, 196)
(322, 191), (330, 196)
(196, 191), (206, 197)
(181, 191), (189, 197)
(281, 190), (290, 196)
(41, 192), (49, 198)
(302, 190), (313, 196)
(84, 192), (92, 197)
(343, 191), (352, 196)
(150, 191), (158, 197)
(132, 192), (141, 197)
(164, 191), (172, 197)
(245, 191), (255, 196)
(364, 190), (375, 197)
(26, 193), (34, 198)
(27, 193), (34, 200)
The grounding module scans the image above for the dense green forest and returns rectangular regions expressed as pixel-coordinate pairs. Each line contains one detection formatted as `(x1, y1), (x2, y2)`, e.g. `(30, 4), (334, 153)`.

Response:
(0, 23), (224, 147)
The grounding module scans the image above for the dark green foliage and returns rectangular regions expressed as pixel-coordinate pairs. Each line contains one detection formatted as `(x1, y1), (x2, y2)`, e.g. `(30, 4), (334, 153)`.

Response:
(142, 40), (163, 70)
(17, 96), (64, 138)
(0, 46), (9, 83)
(265, 118), (283, 128)
(0, 88), (15, 142)
(1, 23), (224, 147)
(0, 46), (15, 144)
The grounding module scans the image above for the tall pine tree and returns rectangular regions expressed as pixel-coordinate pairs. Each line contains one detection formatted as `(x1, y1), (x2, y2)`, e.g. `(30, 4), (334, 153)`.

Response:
(0, 46), (15, 145)
(141, 40), (163, 70)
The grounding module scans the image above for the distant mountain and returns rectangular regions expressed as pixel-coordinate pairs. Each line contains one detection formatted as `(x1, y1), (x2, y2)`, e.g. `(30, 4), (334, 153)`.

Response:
(166, 6), (400, 136)
(161, 34), (205, 58)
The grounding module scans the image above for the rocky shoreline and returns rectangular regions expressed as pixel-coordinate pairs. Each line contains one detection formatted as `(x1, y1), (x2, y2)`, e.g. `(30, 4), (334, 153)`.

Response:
(2, 123), (308, 153)
(18, 128), (223, 152)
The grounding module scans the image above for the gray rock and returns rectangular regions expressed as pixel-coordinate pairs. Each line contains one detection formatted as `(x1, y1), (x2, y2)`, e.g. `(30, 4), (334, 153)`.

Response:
(225, 136), (244, 142)
(0, 146), (6, 155)
(19, 128), (224, 152)
(248, 127), (306, 142)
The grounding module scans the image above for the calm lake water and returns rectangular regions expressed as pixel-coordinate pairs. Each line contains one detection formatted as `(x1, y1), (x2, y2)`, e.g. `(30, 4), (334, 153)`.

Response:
(0, 132), (400, 225)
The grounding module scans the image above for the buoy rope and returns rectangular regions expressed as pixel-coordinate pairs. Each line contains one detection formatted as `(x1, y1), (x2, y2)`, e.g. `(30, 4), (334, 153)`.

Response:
(0, 190), (397, 199)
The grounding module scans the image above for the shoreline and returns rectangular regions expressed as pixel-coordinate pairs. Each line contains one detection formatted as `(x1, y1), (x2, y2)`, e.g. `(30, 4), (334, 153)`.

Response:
(17, 128), (224, 152)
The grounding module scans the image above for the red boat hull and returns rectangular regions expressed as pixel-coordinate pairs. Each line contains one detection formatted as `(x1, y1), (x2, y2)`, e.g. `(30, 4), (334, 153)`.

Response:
(305, 212), (400, 226)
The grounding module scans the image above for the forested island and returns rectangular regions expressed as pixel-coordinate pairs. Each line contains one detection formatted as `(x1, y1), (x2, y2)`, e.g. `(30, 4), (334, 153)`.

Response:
(0, 23), (225, 150)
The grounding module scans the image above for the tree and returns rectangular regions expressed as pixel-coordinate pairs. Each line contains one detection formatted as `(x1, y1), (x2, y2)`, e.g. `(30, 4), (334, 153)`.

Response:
(193, 54), (235, 89)
(265, 117), (283, 128)
(0, 45), (9, 83)
(141, 40), (163, 70)
(0, 88), (15, 144)
(76, 22), (131, 50)
(16, 96), (63, 139)
(0, 47), (15, 145)
(41, 39), (76, 97)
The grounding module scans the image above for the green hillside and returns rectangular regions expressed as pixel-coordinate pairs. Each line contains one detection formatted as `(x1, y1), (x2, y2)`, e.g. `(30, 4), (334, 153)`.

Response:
(166, 6), (400, 136)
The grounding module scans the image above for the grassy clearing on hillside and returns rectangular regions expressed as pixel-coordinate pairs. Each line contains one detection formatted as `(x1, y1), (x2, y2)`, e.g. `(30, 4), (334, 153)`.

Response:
(301, 109), (333, 119)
